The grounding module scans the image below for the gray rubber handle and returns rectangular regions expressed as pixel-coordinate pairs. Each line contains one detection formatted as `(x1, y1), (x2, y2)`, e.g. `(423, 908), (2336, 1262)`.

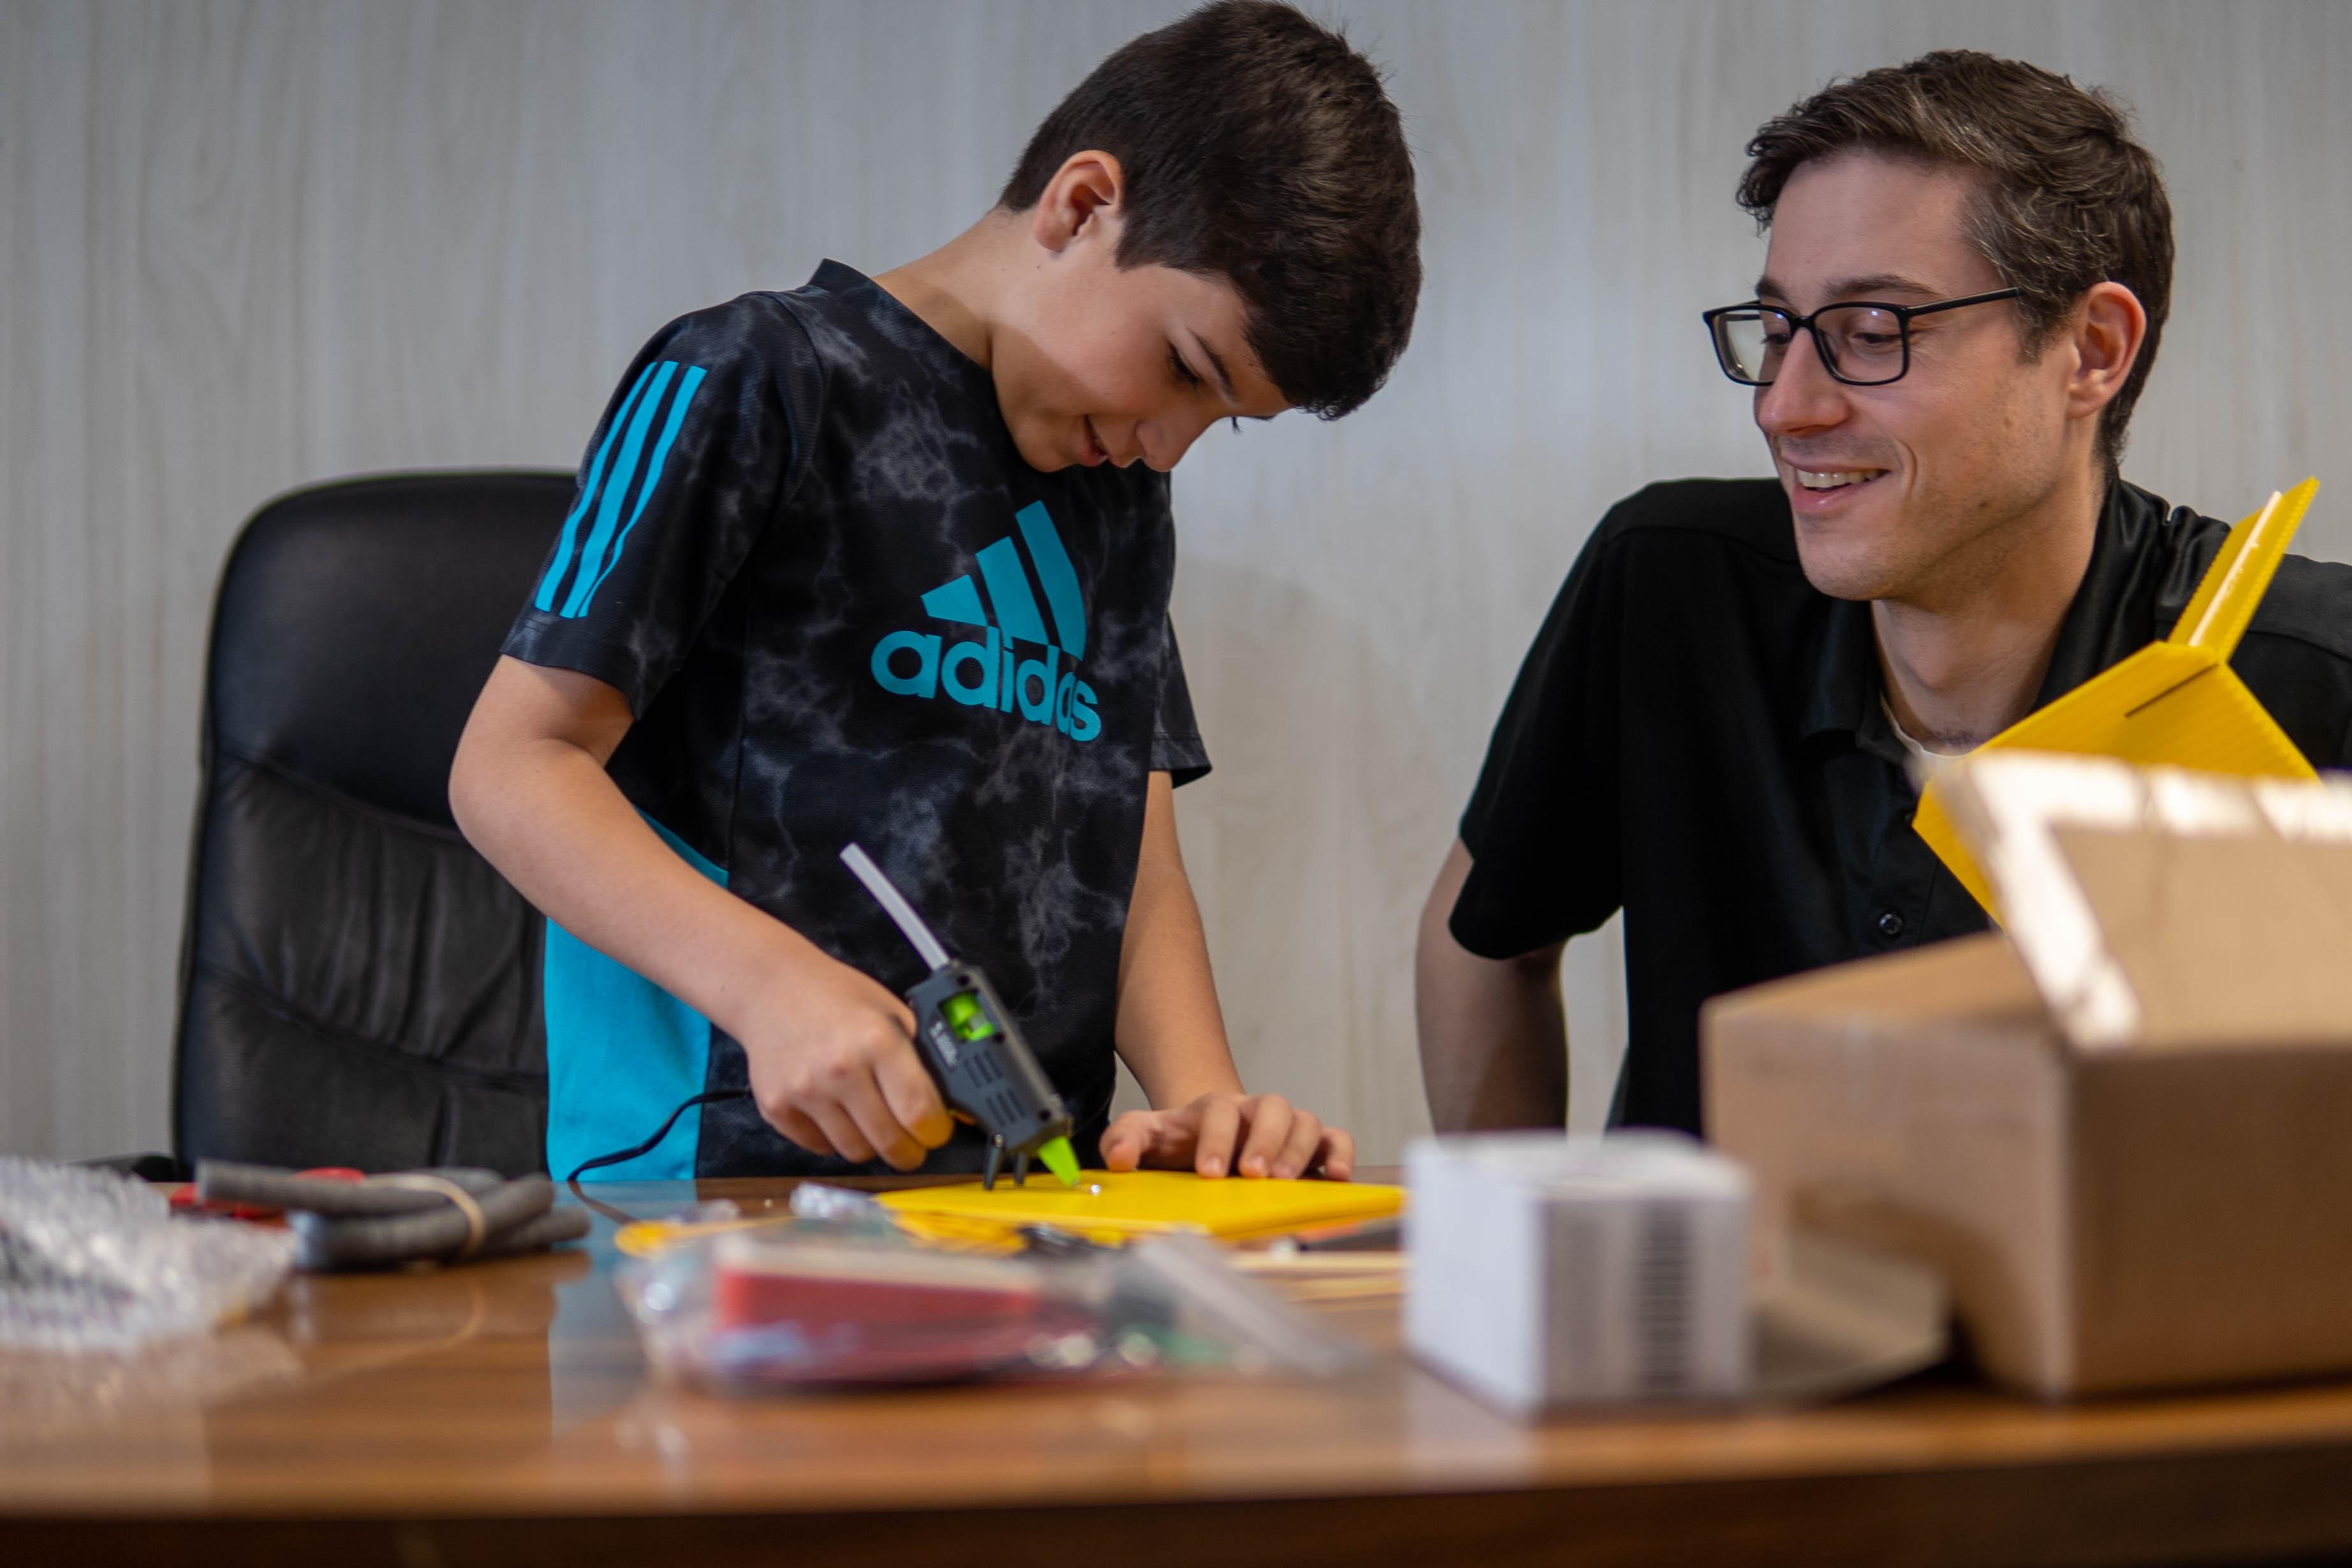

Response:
(474, 1206), (592, 1258)
(290, 1175), (557, 1270)
(196, 1161), (503, 1216)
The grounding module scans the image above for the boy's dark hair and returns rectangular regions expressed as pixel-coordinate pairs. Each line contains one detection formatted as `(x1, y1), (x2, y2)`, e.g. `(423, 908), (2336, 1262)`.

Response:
(1737, 50), (2173, 469)
(1000, 0), (1419, 420)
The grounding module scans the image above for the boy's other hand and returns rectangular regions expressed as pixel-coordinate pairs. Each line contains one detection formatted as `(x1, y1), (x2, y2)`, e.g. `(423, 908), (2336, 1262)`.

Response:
(1099, 1092), (1355, 1182)
(740, 954), (952, 1171)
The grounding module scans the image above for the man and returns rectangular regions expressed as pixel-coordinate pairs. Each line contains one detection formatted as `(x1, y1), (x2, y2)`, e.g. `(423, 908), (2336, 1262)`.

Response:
(1417, 50), (2352, 1136)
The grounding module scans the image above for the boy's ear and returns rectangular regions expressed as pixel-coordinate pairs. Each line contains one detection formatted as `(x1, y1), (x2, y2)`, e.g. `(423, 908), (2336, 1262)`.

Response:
(1028, 150), (1126, 255)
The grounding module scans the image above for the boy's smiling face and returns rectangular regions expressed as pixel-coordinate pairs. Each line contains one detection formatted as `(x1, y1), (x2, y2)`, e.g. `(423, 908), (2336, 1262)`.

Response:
(991, 154), (1291, 473)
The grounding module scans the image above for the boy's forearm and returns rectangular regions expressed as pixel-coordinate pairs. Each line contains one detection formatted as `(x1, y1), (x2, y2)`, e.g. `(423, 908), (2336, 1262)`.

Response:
(1114, 772), (1246, 1107)
(450, 659), (807, 1040)
(1415, 840), (1570, 1130)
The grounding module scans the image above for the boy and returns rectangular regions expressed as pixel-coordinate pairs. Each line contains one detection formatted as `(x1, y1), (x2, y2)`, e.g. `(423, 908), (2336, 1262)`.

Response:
(450, 1), (1420, 1182)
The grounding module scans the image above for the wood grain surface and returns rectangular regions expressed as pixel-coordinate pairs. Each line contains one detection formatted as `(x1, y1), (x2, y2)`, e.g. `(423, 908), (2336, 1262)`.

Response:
(7, 1178), (2352, 1565)
(5, 3), (2351, 1167)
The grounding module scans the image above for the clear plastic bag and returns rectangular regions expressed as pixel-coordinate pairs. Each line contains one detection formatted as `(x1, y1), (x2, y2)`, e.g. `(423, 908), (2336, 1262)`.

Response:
(617, 1211), (1362, 1393)
(0, 1157), (297, 1353)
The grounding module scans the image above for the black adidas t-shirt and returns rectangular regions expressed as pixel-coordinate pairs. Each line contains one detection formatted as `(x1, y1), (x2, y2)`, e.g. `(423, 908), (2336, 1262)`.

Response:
(503, 261), (1208, 1180)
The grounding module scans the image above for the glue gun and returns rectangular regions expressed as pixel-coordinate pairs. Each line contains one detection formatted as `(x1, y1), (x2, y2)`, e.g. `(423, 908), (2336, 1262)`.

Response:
(841, 844), (1079, 1191)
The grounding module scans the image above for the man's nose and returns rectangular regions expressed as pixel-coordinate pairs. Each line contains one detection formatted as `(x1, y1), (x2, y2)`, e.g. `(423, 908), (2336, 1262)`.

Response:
(1754, 328), (1850, 439)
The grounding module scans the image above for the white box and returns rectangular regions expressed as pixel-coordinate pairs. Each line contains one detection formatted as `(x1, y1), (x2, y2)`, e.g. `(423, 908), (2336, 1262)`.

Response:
(1405, 1132), (1751, 1414)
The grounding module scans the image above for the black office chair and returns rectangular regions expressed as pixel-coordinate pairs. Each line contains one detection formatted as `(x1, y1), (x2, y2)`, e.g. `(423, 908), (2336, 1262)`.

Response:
(172, 471), (574, 1176)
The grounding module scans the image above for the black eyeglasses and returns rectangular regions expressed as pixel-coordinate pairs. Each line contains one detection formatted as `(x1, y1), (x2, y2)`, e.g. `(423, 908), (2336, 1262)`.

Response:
(1702, 288), (2022, 387)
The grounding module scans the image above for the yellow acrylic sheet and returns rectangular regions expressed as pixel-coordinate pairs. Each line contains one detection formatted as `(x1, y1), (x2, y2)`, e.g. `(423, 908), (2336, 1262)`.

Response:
(1915, 478), (2322, 916)
(876, 1169), (1405, 1246)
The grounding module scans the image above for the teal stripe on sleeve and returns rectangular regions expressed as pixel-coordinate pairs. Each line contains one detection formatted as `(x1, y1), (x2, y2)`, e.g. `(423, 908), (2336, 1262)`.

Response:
(537, 362), (657, 613)
(575, 363), (707, 615)
(558, 360), (676, 620)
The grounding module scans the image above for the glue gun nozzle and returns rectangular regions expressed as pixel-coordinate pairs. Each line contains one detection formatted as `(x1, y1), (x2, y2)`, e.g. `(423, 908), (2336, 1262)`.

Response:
(1038, 1136), (1080, 1188)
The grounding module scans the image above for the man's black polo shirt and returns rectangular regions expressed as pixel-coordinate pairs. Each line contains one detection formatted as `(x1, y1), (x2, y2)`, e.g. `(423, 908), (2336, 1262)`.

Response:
(1451, 476), (2352, 1134)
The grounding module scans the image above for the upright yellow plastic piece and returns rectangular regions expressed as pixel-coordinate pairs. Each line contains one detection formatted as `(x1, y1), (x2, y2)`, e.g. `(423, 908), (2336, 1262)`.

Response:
(1916, 478), (2322, 916)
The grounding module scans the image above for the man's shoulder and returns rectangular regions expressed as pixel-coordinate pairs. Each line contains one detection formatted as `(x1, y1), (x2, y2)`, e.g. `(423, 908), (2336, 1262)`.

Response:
(1589, 477), (1800, 567)
(2253, 552), (2352, 663)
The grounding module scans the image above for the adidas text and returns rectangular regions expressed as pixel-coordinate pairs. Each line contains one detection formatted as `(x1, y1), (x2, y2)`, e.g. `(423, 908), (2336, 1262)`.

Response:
(871, 627), (1101, 741)
(868, 501), (1100, 742)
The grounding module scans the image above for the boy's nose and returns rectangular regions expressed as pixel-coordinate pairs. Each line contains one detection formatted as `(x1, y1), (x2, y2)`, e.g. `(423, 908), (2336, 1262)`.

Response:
(1139, 409), (1215, 472)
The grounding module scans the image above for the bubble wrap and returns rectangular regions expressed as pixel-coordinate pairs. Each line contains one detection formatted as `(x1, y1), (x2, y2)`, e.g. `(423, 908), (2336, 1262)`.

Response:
(0, 1157), (297, 1353)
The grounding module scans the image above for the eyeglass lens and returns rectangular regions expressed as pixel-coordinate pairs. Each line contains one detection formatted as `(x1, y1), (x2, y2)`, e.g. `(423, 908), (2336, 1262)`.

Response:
(1714, 305), (1908, 386)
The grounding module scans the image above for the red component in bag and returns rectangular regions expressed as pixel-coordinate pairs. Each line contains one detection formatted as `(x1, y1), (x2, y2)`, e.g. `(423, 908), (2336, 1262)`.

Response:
(712, 1242), (1040, 1332)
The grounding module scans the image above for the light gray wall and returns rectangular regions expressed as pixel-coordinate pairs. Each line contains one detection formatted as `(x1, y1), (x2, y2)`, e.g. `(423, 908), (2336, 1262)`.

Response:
(4, 1), (2349, 1162)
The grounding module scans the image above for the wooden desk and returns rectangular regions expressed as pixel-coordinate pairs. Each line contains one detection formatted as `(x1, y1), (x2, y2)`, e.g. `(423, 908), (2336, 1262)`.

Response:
(7, 1177), (2352, 1567)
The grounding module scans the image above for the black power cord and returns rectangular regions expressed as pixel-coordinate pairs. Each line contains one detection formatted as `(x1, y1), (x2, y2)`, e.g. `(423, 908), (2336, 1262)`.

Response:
(562, 1088), (752, 1183)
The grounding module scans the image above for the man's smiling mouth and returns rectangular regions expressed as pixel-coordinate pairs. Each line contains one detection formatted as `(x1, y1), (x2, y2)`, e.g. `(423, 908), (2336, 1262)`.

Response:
(1793, 467), (1888, 490)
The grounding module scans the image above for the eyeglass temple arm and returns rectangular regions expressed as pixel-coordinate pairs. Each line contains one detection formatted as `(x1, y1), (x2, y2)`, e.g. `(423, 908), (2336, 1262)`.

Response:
(1895, 286), (2023, 321)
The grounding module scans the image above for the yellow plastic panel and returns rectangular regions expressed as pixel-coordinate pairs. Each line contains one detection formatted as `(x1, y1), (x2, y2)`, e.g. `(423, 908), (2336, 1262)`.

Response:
(876, 1169), (1404, 1244)
(1916, 480), (2322, 916)
(2170, 479), (2315, 654)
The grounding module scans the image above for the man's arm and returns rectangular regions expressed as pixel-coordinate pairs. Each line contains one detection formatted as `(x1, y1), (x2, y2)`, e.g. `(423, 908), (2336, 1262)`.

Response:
(1099, 772), (1355, 1180)
(449, 656), (950, 1168)
(1415, 838), (1569, 1131)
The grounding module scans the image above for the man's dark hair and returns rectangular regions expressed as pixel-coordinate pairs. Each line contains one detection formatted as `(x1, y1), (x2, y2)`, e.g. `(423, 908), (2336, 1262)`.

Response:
(1737, 50), (2173, 469)
(999, 0), (1420, 420)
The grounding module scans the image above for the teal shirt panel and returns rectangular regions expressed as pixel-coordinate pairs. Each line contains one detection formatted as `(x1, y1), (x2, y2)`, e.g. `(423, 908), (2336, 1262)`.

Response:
(542, 814), (725, 1182)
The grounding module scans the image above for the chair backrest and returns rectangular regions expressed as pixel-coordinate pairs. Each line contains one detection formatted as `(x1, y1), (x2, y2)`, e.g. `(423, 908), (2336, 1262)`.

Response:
(175, 471), (573, 1175)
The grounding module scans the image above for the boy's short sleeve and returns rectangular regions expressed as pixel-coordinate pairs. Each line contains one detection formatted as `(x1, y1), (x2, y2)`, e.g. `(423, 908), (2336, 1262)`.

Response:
(503, 298), (809, 715)
(1449, 519), (1627, 958)
(1150, 617), (1211, 785)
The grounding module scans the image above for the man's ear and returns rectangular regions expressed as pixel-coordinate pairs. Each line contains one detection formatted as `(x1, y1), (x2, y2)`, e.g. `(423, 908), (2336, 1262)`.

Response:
(1027, 150), (1125, 255)
(2066, 281), (2148, 423)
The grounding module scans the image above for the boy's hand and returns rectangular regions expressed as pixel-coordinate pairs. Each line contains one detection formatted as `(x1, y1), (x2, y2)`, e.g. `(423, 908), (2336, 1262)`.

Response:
(738, 953), (953, 1171)
(1099, 1092), (1355, 1182)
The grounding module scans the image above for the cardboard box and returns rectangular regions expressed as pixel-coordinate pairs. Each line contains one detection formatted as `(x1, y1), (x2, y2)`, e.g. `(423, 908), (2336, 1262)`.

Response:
(1706, 928), (2352, 1398)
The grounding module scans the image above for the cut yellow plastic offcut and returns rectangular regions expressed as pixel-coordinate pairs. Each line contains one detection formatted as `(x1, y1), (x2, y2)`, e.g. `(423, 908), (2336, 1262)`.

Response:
(876, 1169), (1405, 1246)
(1915, 478), (2322, 916)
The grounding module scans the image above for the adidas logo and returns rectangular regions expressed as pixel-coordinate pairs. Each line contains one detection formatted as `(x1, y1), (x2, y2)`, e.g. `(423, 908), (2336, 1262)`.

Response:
(869, 501), (1101, 742)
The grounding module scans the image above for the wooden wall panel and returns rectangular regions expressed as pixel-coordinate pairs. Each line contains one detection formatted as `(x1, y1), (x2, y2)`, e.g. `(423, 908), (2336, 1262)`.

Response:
(4, 1), (2347, 1161)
